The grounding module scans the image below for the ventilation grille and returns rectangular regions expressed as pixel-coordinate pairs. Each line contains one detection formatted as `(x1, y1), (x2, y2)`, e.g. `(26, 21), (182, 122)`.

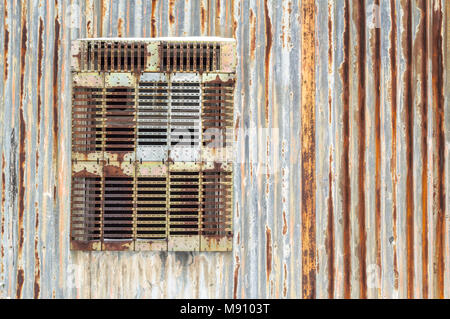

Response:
(79, 41), (147, 72)
(136, 163), (167, 240)
(201, 169), (232, 237)
(72, 87), (103, 158)
(161, 42), (221, 72)
(71, 38), (235, 251)
(104, 87), (136, 155)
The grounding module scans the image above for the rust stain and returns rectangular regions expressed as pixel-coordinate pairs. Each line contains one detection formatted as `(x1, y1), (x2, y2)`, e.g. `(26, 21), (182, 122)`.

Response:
(1, 154), (5, 272)
(231, 0), (237, 39)
(300, 0), (316, 299)
(234, 116), (240, 142)
(233, 255), (240, 299)
(431, 2), (445, 299)
(265, 225), (272, 282)
(355, 0), (367, 299)
(168, 0), (175, 26)
(99, 0), (104, 36)
(326, 5), (334, 298)
(215, 0), (221, 36)
(417, 0), (428, 299)
(16, 269), (24, 298)
(264, 0), (272, 125)
(33, 17), (44, 300)
(37, 17), (43, 142)
(151, 0), (157, 37)
(249, 8), (256, 60)
(34, 204), (40, 299)
(200, 2), (207, 35)
(389, 0), (399, 291)
(401, 0), (414, 298)
(53, 15), (60, 166)
(340, 0), (351, 299)
(118, 18), (123, 37)
(282, 211), (287, 235)
(16, 3), (28, 299)
(327, 153), (334, 298)
(87, 20), (92, 37)
(3, 0), (8, 82)
(283, 263), (287, 297)
(373, 0), (382, 296)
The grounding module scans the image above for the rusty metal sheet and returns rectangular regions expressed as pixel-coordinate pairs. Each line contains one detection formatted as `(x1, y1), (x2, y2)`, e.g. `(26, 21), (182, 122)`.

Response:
(0, 0), (448, 299)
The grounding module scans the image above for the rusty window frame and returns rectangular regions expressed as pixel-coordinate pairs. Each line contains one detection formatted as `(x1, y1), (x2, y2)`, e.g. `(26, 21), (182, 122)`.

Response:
(70, 38), (236, 251)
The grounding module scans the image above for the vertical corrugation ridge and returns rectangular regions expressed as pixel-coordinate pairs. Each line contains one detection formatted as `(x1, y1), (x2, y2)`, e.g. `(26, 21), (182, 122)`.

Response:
(0, 0), (448, 299)
(355, 0), (367, 299)
(431, 0), (445, 299)
(373, 0), (382, 298)
(389, 0), (400, 293)
(16, 0), (27, 299)
(326, 1), (335, 300)
(401, 0), (415, 299)
(417, 0), (429, 299)
(300, 0), (316, 299)
(341, 0), (352, 299)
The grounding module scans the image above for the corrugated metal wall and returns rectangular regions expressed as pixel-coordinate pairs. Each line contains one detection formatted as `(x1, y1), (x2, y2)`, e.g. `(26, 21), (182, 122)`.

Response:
(0, 0), (448, 299)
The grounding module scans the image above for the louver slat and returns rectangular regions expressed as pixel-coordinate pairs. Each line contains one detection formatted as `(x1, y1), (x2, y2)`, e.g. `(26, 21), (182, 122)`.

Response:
(202, 73), (234, 163)
(135, 162), (168, 251)
(72, 73), (104, 161)
(168, 162), (201, 251)
(70, 162), (103, 251)
(104, 73), (136, 162)
(169, 73), (201, 162)
(81, 41), (147, 72)
(137, 73), (169, 161)
(200, 163), (233, 251)
(102, 162), (135, 251)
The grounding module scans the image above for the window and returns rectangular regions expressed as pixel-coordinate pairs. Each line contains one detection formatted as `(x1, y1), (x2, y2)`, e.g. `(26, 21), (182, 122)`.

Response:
(70, 38), (236, 251)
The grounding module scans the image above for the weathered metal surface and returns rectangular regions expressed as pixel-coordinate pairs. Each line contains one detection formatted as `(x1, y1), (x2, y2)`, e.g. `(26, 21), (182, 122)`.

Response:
(0, 0), (448, 299)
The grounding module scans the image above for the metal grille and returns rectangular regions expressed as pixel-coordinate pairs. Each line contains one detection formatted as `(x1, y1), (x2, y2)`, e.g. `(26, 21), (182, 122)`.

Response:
(71, 38), (236, 251)
(161, 42), (221, 72)
(79, 41), (147, 72)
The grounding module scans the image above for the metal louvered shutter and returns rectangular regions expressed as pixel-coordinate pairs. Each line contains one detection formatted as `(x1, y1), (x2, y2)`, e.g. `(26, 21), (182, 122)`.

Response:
(71, 38), (236, 251)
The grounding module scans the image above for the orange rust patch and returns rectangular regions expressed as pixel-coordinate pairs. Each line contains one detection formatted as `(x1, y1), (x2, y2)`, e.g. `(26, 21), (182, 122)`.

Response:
(168, 0), (175, 26)
(151, 0), (157, 37)
(200, 2), (207, 35)
(16, 269), (24, 298)
(118, 18), (123, 37)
